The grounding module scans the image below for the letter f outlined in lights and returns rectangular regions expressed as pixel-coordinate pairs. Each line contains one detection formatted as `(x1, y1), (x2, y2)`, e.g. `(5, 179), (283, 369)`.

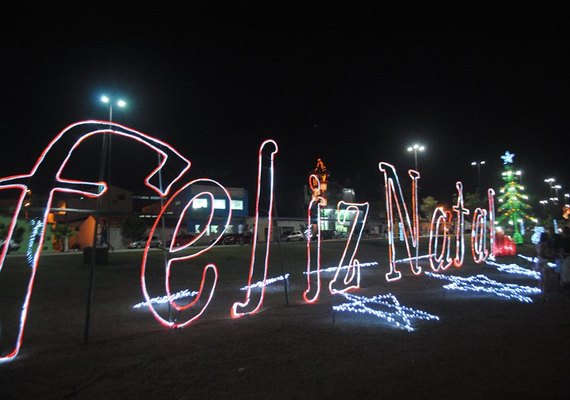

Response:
(0, 120), (190, 363)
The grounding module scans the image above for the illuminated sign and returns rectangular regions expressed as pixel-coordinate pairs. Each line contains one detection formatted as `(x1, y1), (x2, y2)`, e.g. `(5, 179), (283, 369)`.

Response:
(0, 121), (508, 364)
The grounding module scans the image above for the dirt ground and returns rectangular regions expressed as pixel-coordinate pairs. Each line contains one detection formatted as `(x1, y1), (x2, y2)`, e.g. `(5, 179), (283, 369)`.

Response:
(1, 239), (569, 399)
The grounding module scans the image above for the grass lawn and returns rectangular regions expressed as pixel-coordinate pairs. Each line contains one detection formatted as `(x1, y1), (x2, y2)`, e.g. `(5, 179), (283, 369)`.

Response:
(1, 238), (569, 399)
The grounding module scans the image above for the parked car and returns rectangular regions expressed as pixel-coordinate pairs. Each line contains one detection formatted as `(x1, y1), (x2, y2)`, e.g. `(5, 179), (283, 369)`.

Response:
(0, 238), (20, 253)
(281, 230), (305, 242)
(166, 234), (196, 248)
(128, 236), (162, 249)
(211, 233), (251, 245)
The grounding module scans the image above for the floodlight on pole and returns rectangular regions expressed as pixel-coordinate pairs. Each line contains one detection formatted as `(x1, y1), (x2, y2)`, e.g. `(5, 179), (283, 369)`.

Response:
(100, 95), (126, 123)
(406, 144), (425, 171)
(470, 160), (485, 191)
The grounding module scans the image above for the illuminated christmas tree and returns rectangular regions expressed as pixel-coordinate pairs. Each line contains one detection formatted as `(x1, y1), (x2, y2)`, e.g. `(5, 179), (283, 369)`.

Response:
(496, 151), (533, 244)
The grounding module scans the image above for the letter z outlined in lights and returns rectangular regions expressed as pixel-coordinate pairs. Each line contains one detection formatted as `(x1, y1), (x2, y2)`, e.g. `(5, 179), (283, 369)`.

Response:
(0, 120), (190, 363)
(231, 140), (278, 318)
(329, 201), (369, 294)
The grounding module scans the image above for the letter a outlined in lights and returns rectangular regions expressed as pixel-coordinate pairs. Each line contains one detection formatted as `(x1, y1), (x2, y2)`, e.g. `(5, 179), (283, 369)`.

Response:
(303, 174), (325, 303)
(231, 140), (278, 318)
(378, 162), (421, 281)
(140, 179), (232, 328)
(0, 120), (190, 363)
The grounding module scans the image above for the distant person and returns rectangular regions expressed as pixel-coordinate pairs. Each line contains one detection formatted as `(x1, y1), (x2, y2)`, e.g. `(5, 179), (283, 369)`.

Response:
(547, 226), (564, 272)
(535, 231), (554, 299)
(559, 226), (570, 289)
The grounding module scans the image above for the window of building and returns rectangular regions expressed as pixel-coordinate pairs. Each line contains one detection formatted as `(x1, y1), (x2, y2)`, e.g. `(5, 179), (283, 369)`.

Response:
(231, 200), (244, 210)
(214, 199), (226, 209)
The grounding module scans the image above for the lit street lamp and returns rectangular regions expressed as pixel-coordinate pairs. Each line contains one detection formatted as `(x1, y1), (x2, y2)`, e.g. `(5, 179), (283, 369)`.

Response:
(470, 160), (486, 191)
(544, 178), (556, 203)
(407, 144), (425, 171)
(100, 95), (126, 123)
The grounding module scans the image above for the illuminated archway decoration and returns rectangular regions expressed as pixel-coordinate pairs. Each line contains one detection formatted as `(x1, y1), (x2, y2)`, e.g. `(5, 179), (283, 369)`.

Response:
(332, 292), (439, 332)
(231, 140), (278, 318)
(424, 272), (541, 303)
(378, 162), (421, 281)
(303, 174), (325, 303)
(0, 120), (190, 364)
(140, 178), (232, 328)
(329, 201), (369, 294)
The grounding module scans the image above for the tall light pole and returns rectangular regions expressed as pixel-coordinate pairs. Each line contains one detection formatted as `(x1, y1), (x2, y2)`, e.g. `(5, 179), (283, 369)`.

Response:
(407, 144), (425, 171)
(544, 178), (556, 202)
(470, 160), (486, 191)
(85, 95), (127, 344)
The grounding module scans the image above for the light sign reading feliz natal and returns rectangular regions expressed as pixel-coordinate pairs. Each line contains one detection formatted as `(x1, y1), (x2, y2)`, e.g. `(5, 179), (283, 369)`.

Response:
(0, 121), (501, 363)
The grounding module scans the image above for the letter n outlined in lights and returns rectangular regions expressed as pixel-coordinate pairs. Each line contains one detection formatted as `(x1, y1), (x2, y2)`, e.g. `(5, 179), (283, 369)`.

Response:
(231, 140), (278, 318)
(303, 174), (325, 303)
(140, 179), (232, 328)
(329, 201), (369, 294)
(378, 162), (421, 281)
(0, 120), (190, 363)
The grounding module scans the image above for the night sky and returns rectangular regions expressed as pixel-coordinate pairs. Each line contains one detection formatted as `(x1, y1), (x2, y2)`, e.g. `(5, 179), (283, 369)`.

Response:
(1, 2), (568, 210)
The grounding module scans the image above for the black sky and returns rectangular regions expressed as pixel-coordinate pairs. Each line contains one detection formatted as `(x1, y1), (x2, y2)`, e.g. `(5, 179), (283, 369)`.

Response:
(1, 1), (568, 208)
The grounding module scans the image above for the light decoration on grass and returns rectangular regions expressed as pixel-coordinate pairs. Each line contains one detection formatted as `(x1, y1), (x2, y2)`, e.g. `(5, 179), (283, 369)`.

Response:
(424, 272), (541, 303)
(332, 292), (440, 332)
(26, 218), (43, 265)
(241, 274), (290, 291)
(378, 162), (421, 281)
(303, 174), (325, 303)
(485, 259), (540, 280)
(329, 201), (369, 294)
(305, 261), (379, 274)
(231, 140), (278, 318)
(140, 178), (232, 328)
(0, 120), (190, 364)
(518, 254), (556, 269)
(133, 289), (199, 309)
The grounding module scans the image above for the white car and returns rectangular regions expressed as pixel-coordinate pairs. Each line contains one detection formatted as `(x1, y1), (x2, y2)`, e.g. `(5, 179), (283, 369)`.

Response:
(128, 236), (162, 249)
(281, 230), (305, 242)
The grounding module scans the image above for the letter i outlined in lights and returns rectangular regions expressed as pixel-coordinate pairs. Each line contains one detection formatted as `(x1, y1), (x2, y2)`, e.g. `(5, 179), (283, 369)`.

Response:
(0, 121), (190, 363)
(231, 140), (278, 318)
(140, 179), (232, 328)
(303, 174), (325, 303)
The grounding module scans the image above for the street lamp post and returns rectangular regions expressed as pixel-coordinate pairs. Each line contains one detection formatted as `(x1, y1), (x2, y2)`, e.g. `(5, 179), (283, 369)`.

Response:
(85, 95), (127, 345)
(407, 144), (425, 171)
(470, 160), (486, 191)
(544, 178), (556, 203)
